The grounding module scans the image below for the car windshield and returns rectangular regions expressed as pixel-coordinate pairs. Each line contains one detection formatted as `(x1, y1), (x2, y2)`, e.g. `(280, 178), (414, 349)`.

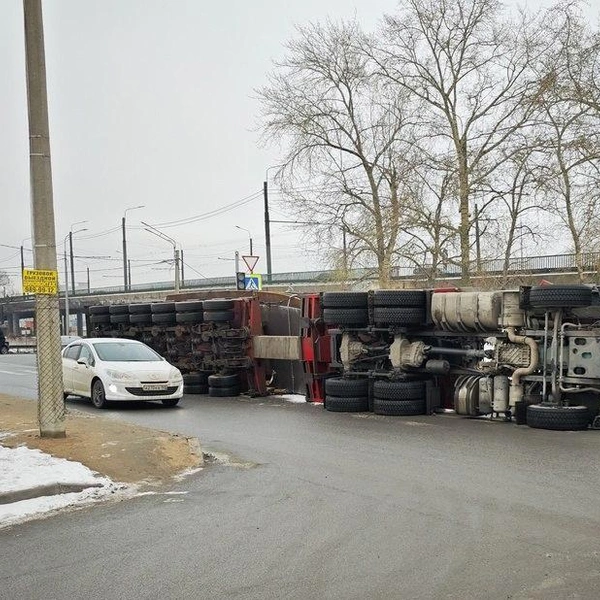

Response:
(92, 342), (162, 362)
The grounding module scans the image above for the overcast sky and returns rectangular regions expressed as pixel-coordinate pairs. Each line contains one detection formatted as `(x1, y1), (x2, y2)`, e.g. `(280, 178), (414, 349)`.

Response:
(0, 0), (591, 293)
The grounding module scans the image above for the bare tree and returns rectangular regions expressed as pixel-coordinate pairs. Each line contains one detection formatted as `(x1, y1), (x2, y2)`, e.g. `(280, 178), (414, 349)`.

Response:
(372, 0), (545, 282)
(528, 2), (600, 280)
(257, 20), (420, 288)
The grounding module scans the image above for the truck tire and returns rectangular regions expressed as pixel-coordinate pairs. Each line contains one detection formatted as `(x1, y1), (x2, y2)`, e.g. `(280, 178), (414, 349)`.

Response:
(373, 290), (425, 307)
(110, 314), (130, 325)
(109, 304), (129, 315)
(203, 310), (234, 322)
(128, 303), (152, 314)
(322, 292), (368, 309)
(373, 307), (424, 326)
(175, 301), (204, 313)
(324, 395), (369, 412)
(185, 384), (208, 395)
(322, 308), (368, 326)
(151, 302), (176, 313)
(373, 380), (425, 401)
(184, 372), (209, 385)
(129, 313), (153, 325)
(90, 314), (111, 324)
(526, 404), (590, 431)
(325, 377), (369, 397)
(151, 313), (176, 325)
(203, 299), (234, 311)
(176, 311), (203, 324)
(89, 305), (110, 315)
(208, 374), (239, 387)
(529, 285), (592, 308)
(209, 386), (240, 397)
(373, 398), (426, 416)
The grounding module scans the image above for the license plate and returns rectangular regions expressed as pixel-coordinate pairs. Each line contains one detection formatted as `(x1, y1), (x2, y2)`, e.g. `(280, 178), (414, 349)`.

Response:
(142, 384), (168, 391)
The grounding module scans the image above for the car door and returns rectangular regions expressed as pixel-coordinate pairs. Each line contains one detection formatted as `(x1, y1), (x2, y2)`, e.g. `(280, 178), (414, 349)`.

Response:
(71, 344), (95, 397)
(62, 344), (81, 393)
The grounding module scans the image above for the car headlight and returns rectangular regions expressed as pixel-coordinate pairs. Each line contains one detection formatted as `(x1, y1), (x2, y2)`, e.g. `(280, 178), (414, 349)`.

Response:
(169, 367), (183, 382)
(105, 369), (135, 382)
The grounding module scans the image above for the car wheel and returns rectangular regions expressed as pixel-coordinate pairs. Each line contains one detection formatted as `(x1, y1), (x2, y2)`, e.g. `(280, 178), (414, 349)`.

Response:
(162, 398), (180, 407)
(0, 345), (8, 355)
(91, 379), (108, 409)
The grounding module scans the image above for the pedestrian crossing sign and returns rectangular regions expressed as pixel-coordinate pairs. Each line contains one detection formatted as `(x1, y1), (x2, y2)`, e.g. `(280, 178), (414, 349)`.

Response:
(244, 274), (262, 290)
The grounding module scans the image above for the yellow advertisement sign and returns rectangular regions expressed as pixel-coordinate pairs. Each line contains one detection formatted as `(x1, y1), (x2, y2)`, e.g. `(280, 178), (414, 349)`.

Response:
(23, 268), (59, 295)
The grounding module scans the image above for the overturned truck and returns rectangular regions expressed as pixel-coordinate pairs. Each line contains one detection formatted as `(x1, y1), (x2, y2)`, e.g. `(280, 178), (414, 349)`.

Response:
(321, 285), (600, 431)
(86, 284), (600, 432)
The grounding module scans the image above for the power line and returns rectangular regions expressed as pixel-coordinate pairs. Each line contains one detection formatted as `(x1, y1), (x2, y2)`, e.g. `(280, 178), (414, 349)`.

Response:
(150, 190), (262, 229)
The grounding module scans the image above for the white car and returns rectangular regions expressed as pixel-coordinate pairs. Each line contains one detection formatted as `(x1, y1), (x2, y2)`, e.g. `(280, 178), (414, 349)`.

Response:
(62, 337), (183, 409)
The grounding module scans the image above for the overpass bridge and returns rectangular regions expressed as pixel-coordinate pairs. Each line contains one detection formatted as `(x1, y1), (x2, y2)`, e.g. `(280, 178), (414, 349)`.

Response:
(1, 251), (598, 337)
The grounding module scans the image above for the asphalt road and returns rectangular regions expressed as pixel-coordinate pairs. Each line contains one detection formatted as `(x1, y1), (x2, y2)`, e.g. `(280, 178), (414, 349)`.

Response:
(1, 354), (600, 599)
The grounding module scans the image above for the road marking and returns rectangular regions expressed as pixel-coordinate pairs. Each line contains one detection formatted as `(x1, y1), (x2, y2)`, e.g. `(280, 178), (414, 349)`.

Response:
(0, 369), (23, 375)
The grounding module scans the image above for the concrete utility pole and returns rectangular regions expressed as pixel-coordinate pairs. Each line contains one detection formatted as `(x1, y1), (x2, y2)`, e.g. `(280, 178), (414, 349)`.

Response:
(263, 180), (272, 284)
(122, 205), (144, 291)
(23, 0), (65, 437)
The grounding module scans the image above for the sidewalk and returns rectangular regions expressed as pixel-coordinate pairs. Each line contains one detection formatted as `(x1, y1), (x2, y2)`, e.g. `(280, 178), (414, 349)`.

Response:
(0, 394), (203, 527)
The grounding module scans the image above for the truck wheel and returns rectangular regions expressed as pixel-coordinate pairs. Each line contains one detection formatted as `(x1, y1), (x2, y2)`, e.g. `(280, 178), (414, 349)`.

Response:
(373, 307), (424, 326)
(322, 308), (368, 326)
(526, 404), (590, 431)
(373, 398), (426, 416)
(324, 395), (369, 412)
(203, 310), (234, 322)
(528, 285), (592, 308)
(110, 314), (130, 325)
(89, 305), (110, 315)
(129, 303), (152, 314)
(151, 302), (176, 314)
(90, 314), (111, 324)
(175, 301), (204, 313)
(129, 313), (153, 325)
(325, 377), (369, 397)
(152, 313), (176, 325)
(373, 380), (425, 400)
(108, 304), (130, 315)
(373, 290), (425, 307)
(322, 292), (368, 309)
(175, 311), (203, 324)
(209, 386), (240, 397)
(203, 299), (234, 311)
(208, 374), (239, 387)
(184, 384), (208, 395)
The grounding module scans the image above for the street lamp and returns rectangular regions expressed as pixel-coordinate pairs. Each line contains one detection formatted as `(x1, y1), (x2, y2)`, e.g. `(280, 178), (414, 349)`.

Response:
(235, 225), (253, 255)
(63, 225), (87, 335)
(122, 205), (144, 291)
(141, 221), (180, 293)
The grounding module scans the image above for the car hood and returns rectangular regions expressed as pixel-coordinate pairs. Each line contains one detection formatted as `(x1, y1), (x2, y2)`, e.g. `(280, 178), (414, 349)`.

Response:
(99, 361), (176, 379)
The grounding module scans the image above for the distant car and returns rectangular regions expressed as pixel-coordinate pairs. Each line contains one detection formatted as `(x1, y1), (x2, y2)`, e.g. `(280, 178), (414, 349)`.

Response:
(61, 335), (82, 348)
(62, 337), (183, 409)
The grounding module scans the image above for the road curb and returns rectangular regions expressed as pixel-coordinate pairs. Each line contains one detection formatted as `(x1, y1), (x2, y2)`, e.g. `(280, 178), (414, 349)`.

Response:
(0, 482), (104, 505)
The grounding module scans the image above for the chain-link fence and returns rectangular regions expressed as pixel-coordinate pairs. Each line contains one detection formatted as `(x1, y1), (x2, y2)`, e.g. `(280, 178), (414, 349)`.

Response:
(36, 294), (65, 437)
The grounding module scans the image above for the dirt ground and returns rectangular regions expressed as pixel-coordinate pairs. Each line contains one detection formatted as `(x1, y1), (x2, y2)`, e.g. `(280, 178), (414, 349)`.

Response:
(0, 394), (203, 486)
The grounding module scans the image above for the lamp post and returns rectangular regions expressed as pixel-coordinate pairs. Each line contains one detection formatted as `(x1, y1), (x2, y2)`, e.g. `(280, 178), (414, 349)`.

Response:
(63, 225), (87, 335)
(122, 205), (144, 291)
(235, 225), (253, 256)
(141, 221), (180, 293)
